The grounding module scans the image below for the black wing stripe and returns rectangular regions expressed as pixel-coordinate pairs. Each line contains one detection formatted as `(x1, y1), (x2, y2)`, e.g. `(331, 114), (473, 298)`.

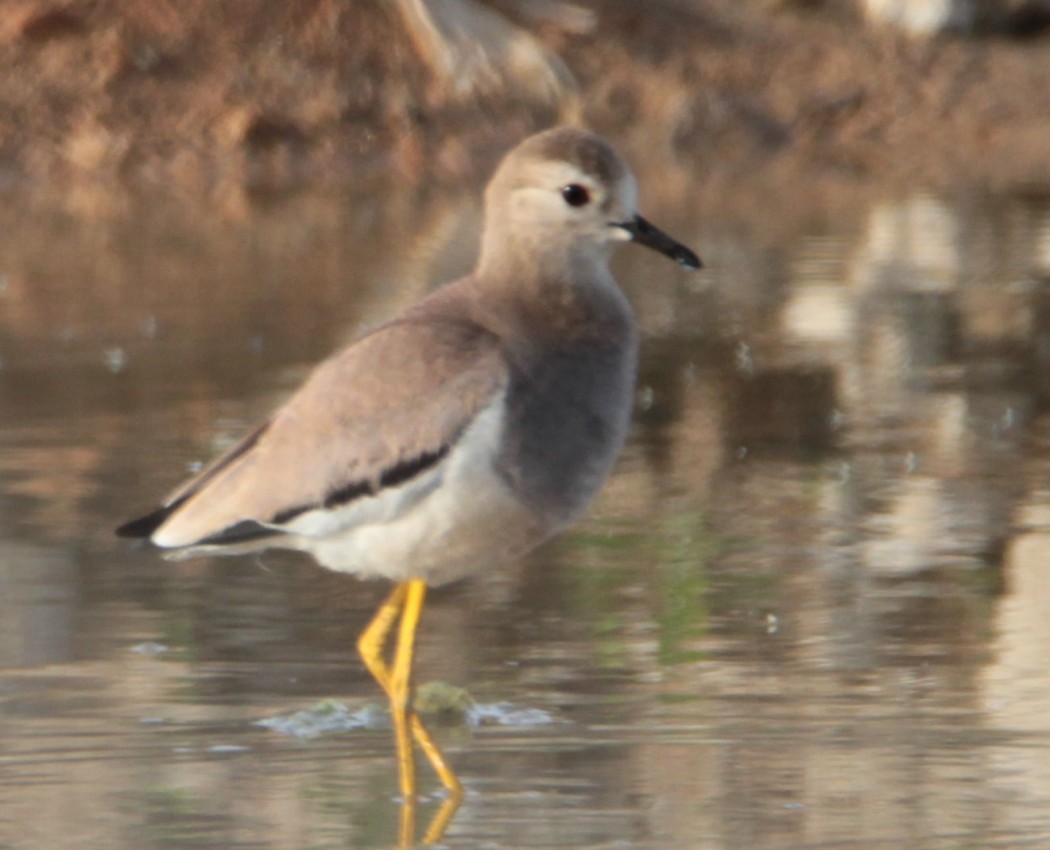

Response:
(115, 421), (271, 540)
(115, 503), (181, 539)
(272, 443), (451, 526)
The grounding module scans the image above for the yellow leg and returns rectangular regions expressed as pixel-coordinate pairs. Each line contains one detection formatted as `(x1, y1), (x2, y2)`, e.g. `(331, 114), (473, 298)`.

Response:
(398, 794), (417, 850)
(356, 579), (464, 845)
(411, 714), (463, 795)
(357, 582), (409, 698)
(389, 580), (425, 800)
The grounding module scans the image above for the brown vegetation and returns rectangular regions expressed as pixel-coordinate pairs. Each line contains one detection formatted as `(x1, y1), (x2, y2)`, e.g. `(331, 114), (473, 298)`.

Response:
(0, 0), (1046, 197)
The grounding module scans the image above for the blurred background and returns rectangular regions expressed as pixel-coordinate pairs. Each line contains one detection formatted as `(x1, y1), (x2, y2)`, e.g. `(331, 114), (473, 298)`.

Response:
(1, 1), (1050, 848)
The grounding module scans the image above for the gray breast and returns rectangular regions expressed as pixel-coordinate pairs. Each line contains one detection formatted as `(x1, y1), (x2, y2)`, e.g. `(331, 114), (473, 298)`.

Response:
(495, 332), (638, 526)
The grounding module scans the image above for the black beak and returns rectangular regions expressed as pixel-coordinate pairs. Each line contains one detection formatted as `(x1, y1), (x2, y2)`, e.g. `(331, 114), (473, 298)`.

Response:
(617, 215), (702, 270)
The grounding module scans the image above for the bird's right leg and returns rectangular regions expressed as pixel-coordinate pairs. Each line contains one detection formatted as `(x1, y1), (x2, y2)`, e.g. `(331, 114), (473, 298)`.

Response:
(356, 579), (462, 845)
(357, 581), (409, 697)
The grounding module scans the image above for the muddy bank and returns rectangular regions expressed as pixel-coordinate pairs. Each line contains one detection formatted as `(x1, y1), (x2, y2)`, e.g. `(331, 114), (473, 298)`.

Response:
(0, 0), (1047, 206)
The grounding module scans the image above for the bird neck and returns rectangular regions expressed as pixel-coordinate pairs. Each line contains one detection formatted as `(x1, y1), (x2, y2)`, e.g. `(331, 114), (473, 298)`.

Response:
(471, 239), (632, 346)
(477, 225), (613, 294)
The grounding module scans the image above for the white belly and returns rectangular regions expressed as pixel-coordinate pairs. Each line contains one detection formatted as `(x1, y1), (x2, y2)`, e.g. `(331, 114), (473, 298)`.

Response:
(281, 398), (550, 585)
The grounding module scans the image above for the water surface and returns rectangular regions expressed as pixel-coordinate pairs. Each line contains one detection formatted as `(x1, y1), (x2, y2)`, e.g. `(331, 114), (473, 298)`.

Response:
(1, 176), (1050, 849)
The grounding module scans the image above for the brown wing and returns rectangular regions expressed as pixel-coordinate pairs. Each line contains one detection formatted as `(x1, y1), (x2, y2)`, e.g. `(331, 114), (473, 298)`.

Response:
(118, 311), (507, 548)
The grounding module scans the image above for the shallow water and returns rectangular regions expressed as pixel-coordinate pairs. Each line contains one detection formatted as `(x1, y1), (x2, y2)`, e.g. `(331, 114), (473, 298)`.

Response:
(1, 172), (1050, 850)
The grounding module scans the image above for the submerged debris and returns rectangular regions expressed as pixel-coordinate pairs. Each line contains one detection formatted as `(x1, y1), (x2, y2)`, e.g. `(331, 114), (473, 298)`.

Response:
(414, 680), (474, 720)
(465, 702), (558, 727)
(130, 640), (170, 656)
(255, 699), (383, 739)
(257, 694), (557, 739)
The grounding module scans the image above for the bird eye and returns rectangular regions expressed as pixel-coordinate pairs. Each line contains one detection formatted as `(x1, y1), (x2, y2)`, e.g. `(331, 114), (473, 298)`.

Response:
(561, 184), (591, 208)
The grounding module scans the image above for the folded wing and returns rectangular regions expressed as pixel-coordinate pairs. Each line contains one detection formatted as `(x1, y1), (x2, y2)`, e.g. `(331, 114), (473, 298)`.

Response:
(117, 313), (507, 549)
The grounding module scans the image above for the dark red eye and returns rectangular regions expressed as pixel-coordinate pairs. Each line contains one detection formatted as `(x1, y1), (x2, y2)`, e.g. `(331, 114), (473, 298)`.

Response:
(561, 184), (591, 207)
